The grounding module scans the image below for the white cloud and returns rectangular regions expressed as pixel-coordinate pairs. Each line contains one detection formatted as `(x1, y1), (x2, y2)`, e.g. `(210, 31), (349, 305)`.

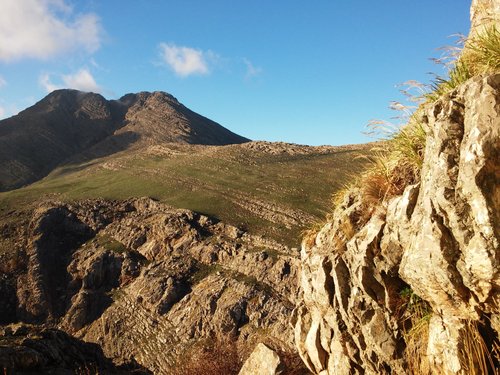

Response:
(243, 58), (262, 79)
(62, 69), (101, 92)
(39, 73), (60, 92)
(39, 68), (101, 93)
(0, 0), (102, 62)
(159, 43), (215, 77)
(0, 76), (6, 88)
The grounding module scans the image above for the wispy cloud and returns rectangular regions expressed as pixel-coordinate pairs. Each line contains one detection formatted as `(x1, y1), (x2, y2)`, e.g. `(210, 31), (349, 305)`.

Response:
(0, 100), (20, 119)
(243, 58), (263, 80)
(39, 68), (102, 93)
(159, 43), (218, 77)
(0, 0), (102, 62)
(39, 73), (60, 92)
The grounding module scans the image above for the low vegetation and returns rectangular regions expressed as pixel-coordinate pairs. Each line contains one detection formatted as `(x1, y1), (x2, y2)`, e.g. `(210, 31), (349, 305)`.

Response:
(397, 287), (432, 375)
(177, 337), (242, 375)
(428, 25), (500, 101)
(460, 320), (499, 375)
(0, 143), (371, 247)
(322, 23), (500, 227)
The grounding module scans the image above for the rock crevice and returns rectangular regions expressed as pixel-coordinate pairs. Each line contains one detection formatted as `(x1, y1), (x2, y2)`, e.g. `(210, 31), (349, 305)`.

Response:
(294, 74), (499, 374)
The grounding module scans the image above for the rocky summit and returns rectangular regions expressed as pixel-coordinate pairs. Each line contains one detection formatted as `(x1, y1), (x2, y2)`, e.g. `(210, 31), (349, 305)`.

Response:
(0, 89), (248, 191)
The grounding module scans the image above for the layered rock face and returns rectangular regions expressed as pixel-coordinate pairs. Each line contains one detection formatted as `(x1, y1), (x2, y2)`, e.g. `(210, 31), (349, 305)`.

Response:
(2, 198), (299, 373)
(294, 73), (499, 374)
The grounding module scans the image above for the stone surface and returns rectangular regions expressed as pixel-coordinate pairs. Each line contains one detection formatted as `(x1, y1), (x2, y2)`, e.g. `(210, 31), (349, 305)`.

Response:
(470, 0), (500, 35)
(2, 197), (300, 373)
(294, 73), (499, 374)
(239, 343), (283, 375)
(0, 324), (148, 373)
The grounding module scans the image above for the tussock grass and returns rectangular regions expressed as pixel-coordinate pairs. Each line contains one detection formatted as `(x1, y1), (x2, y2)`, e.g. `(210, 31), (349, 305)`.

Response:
(301, 219), (326, 248)
(177, 337), (242, 375)
(359, 111), (425, 209)
(460, 320), (499, 375)
(428, 25), (500, 101)
(397, 287), (433, 375)
(320, 24), (500, 229)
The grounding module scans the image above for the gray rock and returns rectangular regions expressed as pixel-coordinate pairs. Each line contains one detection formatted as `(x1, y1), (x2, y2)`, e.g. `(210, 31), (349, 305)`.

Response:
(294, 57), (499, 375)
(239, 343), (283, 375)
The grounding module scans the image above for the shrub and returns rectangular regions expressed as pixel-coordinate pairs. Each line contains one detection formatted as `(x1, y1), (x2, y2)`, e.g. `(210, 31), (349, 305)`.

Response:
(177, 337), (242, 375)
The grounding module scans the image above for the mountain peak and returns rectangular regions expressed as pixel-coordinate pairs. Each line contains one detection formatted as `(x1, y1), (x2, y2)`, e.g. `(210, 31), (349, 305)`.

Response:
(0, 89), (249, 191)
(118, 91), (180, 106)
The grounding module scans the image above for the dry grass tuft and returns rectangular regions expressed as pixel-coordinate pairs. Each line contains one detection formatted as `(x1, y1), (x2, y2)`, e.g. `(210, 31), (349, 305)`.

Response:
(398, 287), (433, 375)
(301, 220), (325, 248)
(278, 349), (310, 374)
(177, 337), (242, 375)
(428, 25), (500, 101)
(460, 320), (499, 375)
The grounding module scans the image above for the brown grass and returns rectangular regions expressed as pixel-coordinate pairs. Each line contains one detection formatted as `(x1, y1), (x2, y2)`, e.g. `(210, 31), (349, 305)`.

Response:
(278, 349), (310, 374)
(428, 25), (500, 101)
(397, 287), (433, 375)
(460, 320), (499, 375)
(177, 337), (242, 375)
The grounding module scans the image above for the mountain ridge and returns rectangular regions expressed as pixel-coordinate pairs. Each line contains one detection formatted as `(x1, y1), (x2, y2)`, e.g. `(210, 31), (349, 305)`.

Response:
(0, 89), (249, 191)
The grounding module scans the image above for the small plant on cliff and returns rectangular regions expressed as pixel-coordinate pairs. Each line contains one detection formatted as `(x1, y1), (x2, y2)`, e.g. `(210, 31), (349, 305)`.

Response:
(398, 287), (433, 375)
(460, 319), (499, 375)
(177, 337), (242, 375)
(360, 103), (426, 207)
(427, 25), (500, 101)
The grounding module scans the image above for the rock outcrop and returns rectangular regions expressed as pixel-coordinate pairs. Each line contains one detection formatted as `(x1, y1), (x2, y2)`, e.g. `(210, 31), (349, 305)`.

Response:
(239, 343), (283, 375)
(294, 73), (499, 373)
(0, 324), (149, 374)
(1, 197), (299, 373)
(470, 0), (500, 35)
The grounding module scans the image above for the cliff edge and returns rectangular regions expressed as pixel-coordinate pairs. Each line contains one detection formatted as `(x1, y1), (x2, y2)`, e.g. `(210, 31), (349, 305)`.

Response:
(294, 2), (500, 374)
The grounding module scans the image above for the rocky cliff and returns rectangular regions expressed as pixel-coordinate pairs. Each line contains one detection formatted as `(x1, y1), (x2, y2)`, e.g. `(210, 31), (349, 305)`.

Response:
(0, 197), (303, 373)
(293, 3), (500, 374)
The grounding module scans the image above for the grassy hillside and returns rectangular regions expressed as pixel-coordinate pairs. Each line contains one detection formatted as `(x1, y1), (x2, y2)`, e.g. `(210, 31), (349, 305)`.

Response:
(0, 142), (371, 246)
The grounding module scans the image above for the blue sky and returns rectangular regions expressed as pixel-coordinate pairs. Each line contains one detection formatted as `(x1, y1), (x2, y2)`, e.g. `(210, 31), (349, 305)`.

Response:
(0, 0), (471, 145)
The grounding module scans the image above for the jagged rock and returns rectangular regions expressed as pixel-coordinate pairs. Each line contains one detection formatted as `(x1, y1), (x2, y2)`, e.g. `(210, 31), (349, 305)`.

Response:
(470, 0), (500, 35)
(294, 73), (499, 374)
(3, 197), (300, 373)
(239, 343), (283, 375)
(0, 324), (148, 373)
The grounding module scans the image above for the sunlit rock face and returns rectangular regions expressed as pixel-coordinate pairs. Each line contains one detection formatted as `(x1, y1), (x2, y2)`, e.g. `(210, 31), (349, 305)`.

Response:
(294, 2), (500, 373)
(470, 0), (500, 35)
(294, 72), (500, 375)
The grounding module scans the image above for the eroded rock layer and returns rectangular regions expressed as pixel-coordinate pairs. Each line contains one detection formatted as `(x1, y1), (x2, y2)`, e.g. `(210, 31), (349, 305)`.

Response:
(294, 74), (499, 374)
(1, 197), (300, 373)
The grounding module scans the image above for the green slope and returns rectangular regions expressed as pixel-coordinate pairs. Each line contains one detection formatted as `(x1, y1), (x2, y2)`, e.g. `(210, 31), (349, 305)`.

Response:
(0, 142), (371, 246)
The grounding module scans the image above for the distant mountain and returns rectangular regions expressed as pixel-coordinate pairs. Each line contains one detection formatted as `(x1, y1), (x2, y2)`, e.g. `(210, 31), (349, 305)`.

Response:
(0, 89), (249, 191)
